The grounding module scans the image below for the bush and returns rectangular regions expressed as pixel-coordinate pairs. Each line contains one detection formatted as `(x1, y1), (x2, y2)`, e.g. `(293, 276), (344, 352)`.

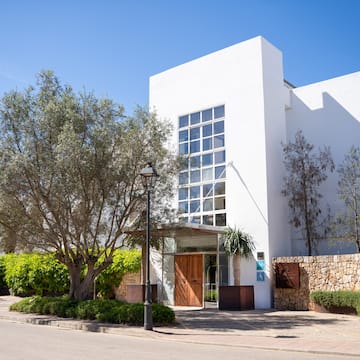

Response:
(311, 291), (360, 315)
(4, 253), (69, 296)
(0, 256), (9, 294)
(10, 296), (176, 325)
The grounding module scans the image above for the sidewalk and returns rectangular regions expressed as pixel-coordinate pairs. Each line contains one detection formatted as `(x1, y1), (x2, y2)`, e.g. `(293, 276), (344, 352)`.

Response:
(1, 296), (360, 357)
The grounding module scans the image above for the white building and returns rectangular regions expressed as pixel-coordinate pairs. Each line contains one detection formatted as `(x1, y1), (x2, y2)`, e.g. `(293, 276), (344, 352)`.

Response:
(148, 36), (360, 309)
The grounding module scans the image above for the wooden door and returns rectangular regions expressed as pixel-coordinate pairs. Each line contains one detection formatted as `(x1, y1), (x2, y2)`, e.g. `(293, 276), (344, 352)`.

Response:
(175, 254), (203, 307)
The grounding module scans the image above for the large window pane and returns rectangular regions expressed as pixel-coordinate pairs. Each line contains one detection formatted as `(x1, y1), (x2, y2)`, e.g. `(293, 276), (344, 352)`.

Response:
(190, 186), (200, 199)
(179, 143), (188, 154)
(202, 108), (212, 122)
(190, 127), (200, 140)
(190, 112), (200, 125)
(179, 129), (188, 142)
(214, 120), (224, 134)
(190, 140), (200, 153)
(202, 124), (212, 137)
(214, 105), (225, 119)
(203, 183), (213, 197)
(202, 167), (213, 182)
(203, 215), (214, 225)
(202, 153), (213, 166)
(214, 182), (225, 195)
(190, 200), (200, 213)
(203, 138), (212, 151)
(214, 150), (225, 164)
(216, 213), (226, 226)
(190, 156), (200, 168)
(178, 201), (188, 214)
(203, 198), (213, 212)
(215, 197), (226, 210)
(214, 134), (224, 148)
(178, 188), (188, 200)
(190, 170), (200, 183)
(215, 165), (226, 179)
(179, 115), (188, 128)
(179, 172), (188, 185)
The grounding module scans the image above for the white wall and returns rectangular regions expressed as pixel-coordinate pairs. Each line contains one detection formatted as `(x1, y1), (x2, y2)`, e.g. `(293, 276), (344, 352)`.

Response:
(286, 72), (360, 255)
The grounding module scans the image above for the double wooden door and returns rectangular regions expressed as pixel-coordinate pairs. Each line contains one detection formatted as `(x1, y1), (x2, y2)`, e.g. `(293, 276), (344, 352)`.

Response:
(175, 254), (203, 307)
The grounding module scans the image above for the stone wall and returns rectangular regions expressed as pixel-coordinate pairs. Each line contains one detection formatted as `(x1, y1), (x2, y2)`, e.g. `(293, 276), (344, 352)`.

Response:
(273, 254), (360, 310)
(115, 271), (141, 301)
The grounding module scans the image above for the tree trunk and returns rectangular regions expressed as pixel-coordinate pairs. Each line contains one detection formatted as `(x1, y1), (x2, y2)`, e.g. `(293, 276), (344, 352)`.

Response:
(68, 264), (96, 300)
(232, 255), (241, 286)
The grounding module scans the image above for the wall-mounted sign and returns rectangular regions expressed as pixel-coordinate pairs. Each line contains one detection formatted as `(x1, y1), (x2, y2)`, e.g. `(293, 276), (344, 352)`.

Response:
(275, 263), (300, 289)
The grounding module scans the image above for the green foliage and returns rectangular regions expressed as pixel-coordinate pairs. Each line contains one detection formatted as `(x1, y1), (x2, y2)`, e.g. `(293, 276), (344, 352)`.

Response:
(3, 253), (69, 296)
(96, 249), (141, 299)
(222, 227), (255, 257)
(0, 256), (7, 292)
(10, 296), (176, 325)
(310, 291), (360, 315)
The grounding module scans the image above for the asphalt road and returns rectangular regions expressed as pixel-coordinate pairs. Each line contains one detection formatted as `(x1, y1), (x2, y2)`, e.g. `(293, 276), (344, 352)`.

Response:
(0, 320), (358, 360)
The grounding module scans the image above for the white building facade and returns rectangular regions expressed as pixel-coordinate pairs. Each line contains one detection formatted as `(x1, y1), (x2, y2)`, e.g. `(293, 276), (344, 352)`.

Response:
(149, 36), (360, 309)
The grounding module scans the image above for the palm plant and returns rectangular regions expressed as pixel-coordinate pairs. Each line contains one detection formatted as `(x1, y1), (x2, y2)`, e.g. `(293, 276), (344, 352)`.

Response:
(222, 227), (255, 286)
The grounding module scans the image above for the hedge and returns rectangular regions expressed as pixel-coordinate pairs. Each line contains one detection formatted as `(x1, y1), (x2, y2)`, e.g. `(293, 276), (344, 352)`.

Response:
(310, 291), (360, 315)
(10, 296), (175, 325)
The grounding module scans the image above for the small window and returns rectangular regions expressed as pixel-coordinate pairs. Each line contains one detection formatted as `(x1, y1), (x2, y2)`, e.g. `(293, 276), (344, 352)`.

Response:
(179, 115), (188, 128)
(215, 165), (226, 179)
(190, 156), (200, 169)
(179, 143), (188, 155)
(215, 197), (226, 210)
(203, 183), (213, 197)
(215, 213), (226, 226)
(203, 215), (214, 225)
(214, 182), (225, 195)
(202, 153), (213, 166)
(178, 188), (188, 200)
(214, 120), (224, 134)
(179, 129), (188, 142)
(214, 150), (225, 164)
(214, 105), (224, 119)
(203, 198), (213, 212)
(214, 134), (224, 148)
(179, 172), (188, 185)
(190, 127), (200, 140)
(203, 138), (212, 151)
(190, 186), (200, 199)
(191, 215), (201, 224)
(190, 140), (200, 153)
(190, 112), (200, 125)
(190, 170), (200, 183)
(202, 124), (212, 137)
(178, 201), (188, 214)
(202, 108), (212, 122)
(202, 167), (213, 182)
(190, 200), (200, 213)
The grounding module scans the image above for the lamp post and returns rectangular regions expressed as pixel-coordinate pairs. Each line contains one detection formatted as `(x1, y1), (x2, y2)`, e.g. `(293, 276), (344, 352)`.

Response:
(140, 162), (158, 331)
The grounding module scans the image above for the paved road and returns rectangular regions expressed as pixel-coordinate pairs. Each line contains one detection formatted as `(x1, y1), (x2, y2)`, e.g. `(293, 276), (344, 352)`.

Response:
(0, 320), (358, 360)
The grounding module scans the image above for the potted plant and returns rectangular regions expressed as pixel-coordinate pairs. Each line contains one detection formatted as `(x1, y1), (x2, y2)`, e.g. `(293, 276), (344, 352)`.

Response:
(219, 226), (255, 310)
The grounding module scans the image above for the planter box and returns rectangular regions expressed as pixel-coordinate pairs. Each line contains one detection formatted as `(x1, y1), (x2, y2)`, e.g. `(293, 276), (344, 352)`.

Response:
(126, 284), (158, 304)
(219, 285), (254, 310)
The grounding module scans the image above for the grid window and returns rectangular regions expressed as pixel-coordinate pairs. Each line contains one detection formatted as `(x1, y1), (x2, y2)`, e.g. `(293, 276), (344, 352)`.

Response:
(179, 129), (188, 142)
(190, 156), (200, 169)
(190, 200), (200, 213)
(214, 134), (224, 148)
(203, 198), (213, 212)
(214, 105), (225, 119)
(190, 140), (200, 153)
(190, 127), (200, 140)
(179, 115), (188, 128)
(215, 165), (226, 179)
(179, 143), (188, 154)
(214, 150), (225, 164)
(190, 112), (200, 125)
(203, 183), (213, 197)
(216, 213), (226, 226)
(202, 153), (213, 166)
(214, 120), (224, 134)
(179, 172), (188, 185)
(203, 138), (212, 151)
(202, 167), (213, 182)
(214, 182), (225, 195)
(190, 170), (200, 183)
(178, 188), (188, 200)
(178, 201), (188, 214)
(190, 186), (200, 199)
(202, 109), (212, 122)
(191, 216), (201, 224)
(203, 215), (214, 225)
(215, 197), (226, 210)
(202, 124), (212, 137)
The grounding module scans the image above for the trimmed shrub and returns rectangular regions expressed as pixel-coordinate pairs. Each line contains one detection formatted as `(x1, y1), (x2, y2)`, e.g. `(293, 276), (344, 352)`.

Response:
(10, 296), (176, 325)
(311, 291), (360, 315)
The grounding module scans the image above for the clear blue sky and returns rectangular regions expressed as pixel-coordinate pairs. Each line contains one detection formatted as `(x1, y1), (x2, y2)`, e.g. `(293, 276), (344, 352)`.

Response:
(0, 0), (359, 114)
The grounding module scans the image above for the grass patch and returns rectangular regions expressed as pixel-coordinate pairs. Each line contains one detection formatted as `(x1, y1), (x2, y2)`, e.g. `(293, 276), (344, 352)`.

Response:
(10, 296), (175, 325)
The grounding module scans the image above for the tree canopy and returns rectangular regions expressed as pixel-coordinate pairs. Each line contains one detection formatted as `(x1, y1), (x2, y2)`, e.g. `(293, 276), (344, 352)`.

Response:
(0, 71), (178, 299)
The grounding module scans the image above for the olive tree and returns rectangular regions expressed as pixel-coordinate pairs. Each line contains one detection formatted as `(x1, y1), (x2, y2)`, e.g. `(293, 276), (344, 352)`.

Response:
(282, 130), (334, 256)
(0, 71), (178, 300)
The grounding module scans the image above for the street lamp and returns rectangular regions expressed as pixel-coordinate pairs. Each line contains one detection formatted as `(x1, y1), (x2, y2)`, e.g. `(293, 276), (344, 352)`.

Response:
(140, 162), (158, 331)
